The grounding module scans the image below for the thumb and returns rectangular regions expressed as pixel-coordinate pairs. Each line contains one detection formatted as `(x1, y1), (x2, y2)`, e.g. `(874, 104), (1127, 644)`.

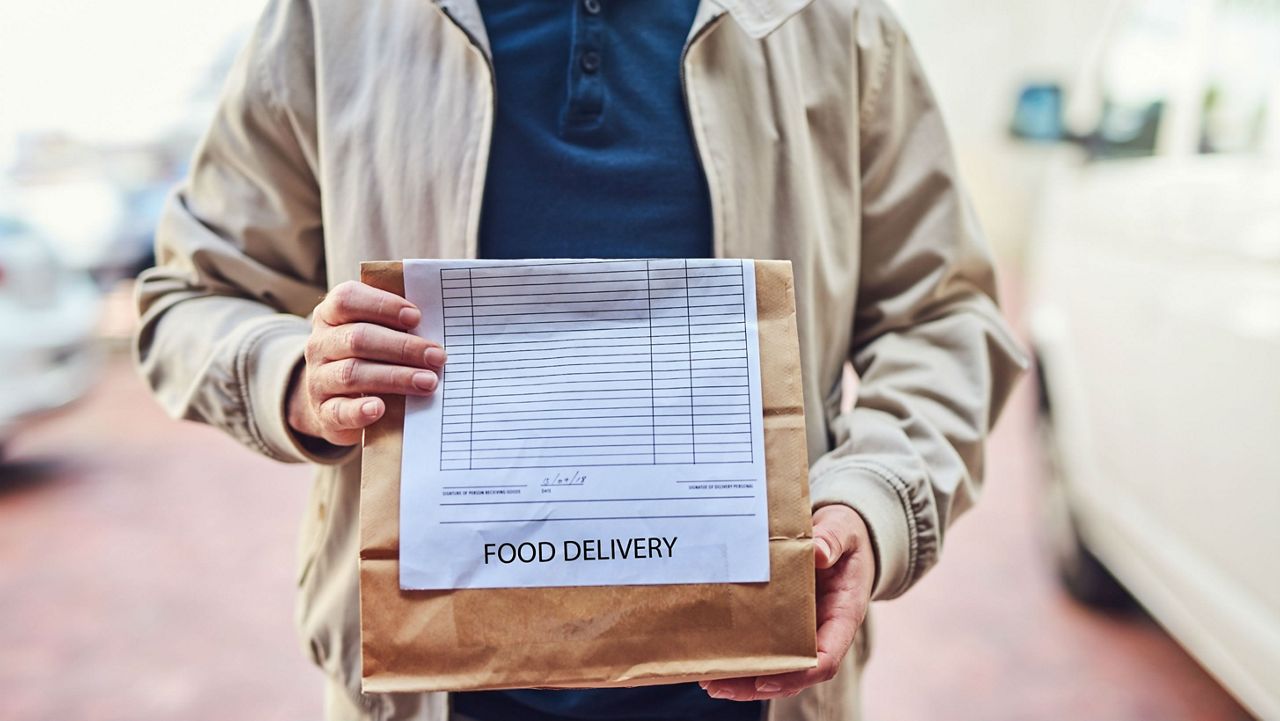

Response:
(812, 512), (850, 570)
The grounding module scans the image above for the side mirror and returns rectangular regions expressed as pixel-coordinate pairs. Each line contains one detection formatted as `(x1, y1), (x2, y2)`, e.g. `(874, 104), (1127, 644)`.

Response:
(1009, 83), (1065, 142)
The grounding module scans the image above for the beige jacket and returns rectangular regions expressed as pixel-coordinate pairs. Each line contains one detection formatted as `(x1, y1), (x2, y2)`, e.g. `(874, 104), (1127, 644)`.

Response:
(135, 0), (1026, 718)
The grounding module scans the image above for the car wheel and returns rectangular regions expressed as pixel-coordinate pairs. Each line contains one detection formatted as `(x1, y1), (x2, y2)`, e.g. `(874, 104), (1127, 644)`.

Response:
(1036, 361), (1133, 610)
(1041, 463), (1133, 609)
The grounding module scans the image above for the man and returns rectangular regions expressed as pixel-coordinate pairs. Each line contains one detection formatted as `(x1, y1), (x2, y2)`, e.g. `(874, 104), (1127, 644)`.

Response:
(136, 0), (1026, 719)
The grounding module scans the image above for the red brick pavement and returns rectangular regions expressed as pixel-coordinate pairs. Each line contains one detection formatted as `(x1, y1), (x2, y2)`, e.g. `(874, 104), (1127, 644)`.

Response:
(1, 358), (320, 721)
(0, 354), (1251, 721)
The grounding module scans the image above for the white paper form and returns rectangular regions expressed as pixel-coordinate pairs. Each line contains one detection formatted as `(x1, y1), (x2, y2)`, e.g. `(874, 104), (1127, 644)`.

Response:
(399, 259), (769, 590)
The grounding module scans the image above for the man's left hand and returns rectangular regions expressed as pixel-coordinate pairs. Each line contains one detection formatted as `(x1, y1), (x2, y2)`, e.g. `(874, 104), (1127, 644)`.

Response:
(701, 505), (876, 701)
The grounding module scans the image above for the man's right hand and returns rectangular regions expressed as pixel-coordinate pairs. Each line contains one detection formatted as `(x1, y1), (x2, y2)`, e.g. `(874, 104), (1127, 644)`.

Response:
(287, 280), (446, 447)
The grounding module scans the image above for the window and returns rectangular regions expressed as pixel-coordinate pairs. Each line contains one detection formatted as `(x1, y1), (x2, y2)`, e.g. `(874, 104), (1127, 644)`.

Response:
(1199, 0), (1280, 154)
(1091, 0), (1197, 159)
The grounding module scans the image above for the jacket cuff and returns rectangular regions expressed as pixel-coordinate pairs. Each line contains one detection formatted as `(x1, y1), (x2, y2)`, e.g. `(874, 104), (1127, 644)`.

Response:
(243, 316), (359, 466)
(809, 462), (914, 601)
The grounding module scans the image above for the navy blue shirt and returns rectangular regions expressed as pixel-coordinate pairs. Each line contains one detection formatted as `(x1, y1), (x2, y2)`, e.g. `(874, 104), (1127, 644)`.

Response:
(474, 0), (713, 261)
(455, 2), (758, 721)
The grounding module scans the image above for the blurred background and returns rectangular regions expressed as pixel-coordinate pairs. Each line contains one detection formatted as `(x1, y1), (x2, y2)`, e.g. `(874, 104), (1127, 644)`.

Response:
(1, 0), (1277, 719)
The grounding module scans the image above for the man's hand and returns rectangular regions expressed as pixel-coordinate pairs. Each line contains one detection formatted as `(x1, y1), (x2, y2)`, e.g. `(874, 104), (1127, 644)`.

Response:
(286, 280), (446, 447)
(701, 505), (876, 701)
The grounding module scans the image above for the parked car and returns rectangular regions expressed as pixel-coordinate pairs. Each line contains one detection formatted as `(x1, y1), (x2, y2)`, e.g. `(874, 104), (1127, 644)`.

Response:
(1013, 0), (1280, 717)
(0, 214), (103, 456)
(11, 177), (138, 286)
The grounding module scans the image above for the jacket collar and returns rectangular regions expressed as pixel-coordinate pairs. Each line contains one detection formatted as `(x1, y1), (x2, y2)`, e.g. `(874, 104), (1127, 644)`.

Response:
(434, 0), (815, 58)
(710, 0), (817, 39)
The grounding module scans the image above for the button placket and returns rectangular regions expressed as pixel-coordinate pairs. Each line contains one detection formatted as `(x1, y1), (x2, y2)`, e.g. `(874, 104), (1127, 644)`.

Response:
(563, 0), (606, 130)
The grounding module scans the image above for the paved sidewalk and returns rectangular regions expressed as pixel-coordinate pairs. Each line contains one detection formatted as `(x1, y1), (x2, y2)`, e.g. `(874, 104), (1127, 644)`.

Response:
(0, 357), (319, 721)
(0, 354), (1250, 721)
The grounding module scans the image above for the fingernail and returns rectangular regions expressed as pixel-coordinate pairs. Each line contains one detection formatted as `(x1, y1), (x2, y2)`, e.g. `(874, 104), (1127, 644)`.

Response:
(399, 307), (421, 328)
(756, 681), (782, 693)
(709, 689), (732, 700)
(361, 399), (380, 416)
(814, 537), (830, 561)
(412, 371), (437, 391)
(424, 347), (446, 366)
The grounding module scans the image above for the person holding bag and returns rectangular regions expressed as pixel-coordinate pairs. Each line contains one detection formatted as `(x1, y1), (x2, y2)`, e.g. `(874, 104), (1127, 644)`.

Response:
(135, 1), (1026, 719)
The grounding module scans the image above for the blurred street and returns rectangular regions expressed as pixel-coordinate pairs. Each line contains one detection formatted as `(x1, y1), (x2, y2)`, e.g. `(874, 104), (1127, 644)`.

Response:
(0, 282), (1252, 721)
(3, 0), (1278, 717)
(0, 343), (317, 720)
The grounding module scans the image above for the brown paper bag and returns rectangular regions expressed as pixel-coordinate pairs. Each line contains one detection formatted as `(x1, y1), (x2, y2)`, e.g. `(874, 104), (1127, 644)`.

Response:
(359, 259), (816, 693)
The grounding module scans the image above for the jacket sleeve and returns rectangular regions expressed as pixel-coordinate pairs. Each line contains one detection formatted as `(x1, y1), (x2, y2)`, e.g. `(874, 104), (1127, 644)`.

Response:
(134, 0), (350, 465)
(807, 2), (1028, 601)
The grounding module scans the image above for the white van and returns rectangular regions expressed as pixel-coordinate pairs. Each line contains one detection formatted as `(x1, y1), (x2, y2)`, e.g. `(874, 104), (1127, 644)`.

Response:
(1014, 0), (1280, 717)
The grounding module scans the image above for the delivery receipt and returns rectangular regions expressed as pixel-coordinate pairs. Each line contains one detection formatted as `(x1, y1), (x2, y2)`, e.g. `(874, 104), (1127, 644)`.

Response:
(398, 258), (771, 590)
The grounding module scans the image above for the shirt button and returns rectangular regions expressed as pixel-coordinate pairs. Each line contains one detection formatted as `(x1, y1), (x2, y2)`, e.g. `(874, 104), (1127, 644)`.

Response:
(580, 50), (601, 74)
(583, 0), (602, 14)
